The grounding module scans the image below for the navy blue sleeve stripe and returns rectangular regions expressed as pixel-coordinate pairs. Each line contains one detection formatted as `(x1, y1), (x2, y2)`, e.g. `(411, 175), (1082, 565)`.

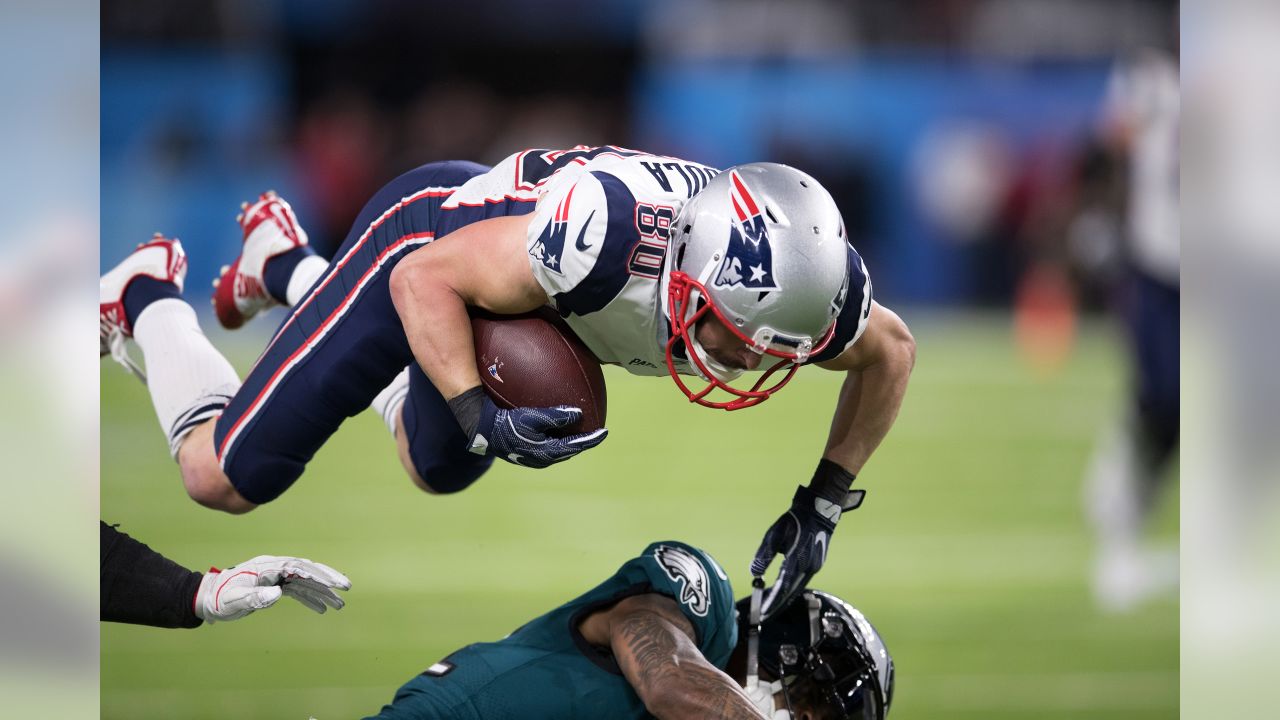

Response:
(808, 245), (872, 365)
(553, 172), (639, 318)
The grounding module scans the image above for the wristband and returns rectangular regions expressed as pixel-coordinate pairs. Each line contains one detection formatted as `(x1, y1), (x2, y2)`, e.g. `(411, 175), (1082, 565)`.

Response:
(808, 458), (857, 502)
(447, 386), (487, 438)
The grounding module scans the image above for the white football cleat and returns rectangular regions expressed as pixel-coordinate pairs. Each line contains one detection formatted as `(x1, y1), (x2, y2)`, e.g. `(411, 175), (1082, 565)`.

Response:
(212, 190), (309, 329)
(100, 234), (188, 380)
(1093, 543), (1179, 613)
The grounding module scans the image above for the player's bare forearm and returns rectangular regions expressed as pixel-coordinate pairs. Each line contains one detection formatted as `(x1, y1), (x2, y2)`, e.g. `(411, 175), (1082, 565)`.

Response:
(389, 258), (480, 399)
(611, 605), (765, 720)
(388, 214), (546, 400)
(817, 302), (916, 477)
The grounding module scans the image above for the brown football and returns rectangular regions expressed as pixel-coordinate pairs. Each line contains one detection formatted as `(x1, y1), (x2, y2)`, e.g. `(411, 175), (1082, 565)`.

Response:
(470, 307), (607, 436)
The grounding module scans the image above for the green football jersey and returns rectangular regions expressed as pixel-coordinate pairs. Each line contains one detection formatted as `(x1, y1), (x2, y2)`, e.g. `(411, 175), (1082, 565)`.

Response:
(365, 541), (737, 719)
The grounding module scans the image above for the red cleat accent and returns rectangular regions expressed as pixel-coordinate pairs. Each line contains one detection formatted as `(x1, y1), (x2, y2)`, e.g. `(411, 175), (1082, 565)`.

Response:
(212, 191), (310, 329)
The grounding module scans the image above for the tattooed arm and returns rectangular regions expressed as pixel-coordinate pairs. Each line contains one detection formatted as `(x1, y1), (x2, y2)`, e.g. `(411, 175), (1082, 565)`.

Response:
(584, 593), (766, 719)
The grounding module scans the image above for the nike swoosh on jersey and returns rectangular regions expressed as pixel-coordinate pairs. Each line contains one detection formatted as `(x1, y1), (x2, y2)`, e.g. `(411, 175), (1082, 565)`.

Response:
(574, 210), (596, 251)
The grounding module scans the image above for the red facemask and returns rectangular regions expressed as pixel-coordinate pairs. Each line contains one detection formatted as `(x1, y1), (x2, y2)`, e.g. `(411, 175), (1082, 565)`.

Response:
(664, 270), (837, 411)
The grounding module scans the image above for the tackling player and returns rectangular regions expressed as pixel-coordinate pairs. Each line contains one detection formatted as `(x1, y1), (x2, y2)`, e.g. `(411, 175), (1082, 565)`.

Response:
(100, 146), (916, 616)
(360, 541), (893, 719)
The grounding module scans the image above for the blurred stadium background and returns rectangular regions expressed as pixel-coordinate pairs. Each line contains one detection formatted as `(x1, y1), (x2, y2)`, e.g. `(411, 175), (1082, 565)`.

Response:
(101, 1), (1180, 718)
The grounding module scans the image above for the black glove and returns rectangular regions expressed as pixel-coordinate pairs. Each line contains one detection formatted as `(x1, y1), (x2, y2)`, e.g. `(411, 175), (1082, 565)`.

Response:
(750, 459), (865, 618)
(449, 387), (608, 469)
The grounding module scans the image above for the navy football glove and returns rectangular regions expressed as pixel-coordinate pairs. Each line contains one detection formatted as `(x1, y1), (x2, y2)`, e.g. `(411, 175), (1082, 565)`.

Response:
(449, 387), (607, 469)
(751, 460), (865, 619)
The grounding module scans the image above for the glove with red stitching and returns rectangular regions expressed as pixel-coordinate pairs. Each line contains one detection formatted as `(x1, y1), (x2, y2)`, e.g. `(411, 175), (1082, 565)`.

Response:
(193, 555), (351, 623)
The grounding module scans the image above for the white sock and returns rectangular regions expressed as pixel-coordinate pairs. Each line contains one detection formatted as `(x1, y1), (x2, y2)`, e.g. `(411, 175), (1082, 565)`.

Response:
(132, 299), (242, 458)
(370, 367), (411, 438)
(285, 255), (330, 306)
(1086, 425), (1139, 553)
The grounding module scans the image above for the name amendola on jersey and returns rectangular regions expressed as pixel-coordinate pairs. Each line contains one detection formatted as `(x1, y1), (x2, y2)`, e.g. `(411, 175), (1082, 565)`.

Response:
(441, 146), (872, 377)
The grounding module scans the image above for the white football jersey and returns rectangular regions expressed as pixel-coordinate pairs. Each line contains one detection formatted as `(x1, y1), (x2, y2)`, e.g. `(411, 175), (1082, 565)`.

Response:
(445, 146), (872, 376)
(1105, 51), (1180, 285)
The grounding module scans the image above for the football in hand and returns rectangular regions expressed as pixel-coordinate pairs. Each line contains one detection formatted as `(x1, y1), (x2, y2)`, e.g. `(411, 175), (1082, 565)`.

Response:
(470, 308), (607, 436)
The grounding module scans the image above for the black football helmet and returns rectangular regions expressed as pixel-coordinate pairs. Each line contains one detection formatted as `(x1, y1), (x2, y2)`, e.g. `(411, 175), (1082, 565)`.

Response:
(737, 589), (894, 719)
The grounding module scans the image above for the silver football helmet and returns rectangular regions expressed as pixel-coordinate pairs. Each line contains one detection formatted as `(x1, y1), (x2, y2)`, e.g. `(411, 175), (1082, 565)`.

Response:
(663, 163), (851, 409)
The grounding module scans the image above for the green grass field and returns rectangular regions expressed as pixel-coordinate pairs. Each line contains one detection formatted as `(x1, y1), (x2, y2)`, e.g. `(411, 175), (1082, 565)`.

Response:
(101, 312), (1177, 719)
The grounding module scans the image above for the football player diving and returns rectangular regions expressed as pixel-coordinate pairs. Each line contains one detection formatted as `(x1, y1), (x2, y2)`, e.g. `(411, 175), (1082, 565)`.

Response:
(361, 541), (893, 720)
(100, 146), (916, 617)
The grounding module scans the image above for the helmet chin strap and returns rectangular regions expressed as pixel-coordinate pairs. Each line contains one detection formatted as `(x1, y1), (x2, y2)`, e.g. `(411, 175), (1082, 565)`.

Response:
(746, 680), (791, 720)
(745, 578), (792, 719)
(747, 577), (763, 691)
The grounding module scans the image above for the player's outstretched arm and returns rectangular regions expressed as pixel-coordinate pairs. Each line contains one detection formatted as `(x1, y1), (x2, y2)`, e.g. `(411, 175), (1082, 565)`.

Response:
(101, 521), (205, 628)
(389, 214), (608, 468)
(193, 554), (351, 623)
(602, 594), (767, 720)
(101, 522), (351, 627)
(752, 301), (916, 616)
(814, 301), (916, 478)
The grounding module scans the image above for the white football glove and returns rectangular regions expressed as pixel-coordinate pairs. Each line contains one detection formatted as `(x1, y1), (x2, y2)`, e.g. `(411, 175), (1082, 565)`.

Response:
(745, 679), (791, 720)
(194, 555), (351, 623)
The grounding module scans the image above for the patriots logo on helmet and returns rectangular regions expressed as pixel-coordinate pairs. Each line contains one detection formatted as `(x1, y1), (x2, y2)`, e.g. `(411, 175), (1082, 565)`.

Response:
(714, 170), (780, 292)
(654, 545), (711, 617)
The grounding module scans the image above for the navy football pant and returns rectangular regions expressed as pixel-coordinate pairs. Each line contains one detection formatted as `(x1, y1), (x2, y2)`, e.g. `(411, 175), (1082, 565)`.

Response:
(1124, 268), (1179, 464)
(212, 161), (533, 504)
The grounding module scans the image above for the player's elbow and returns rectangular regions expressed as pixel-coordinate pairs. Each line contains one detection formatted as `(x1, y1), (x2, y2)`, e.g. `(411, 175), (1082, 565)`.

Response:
(894, 318), (917, 374)
(390, 246), (462, 314)
(388, 251), (433, 310)
(639, 689), (682, 719)
(873, 305), (916, 376)
(634, 664), (708, 719)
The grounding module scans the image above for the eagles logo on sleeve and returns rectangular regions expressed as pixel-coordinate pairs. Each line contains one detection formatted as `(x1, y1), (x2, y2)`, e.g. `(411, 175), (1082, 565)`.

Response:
(653, 545), (711, 617)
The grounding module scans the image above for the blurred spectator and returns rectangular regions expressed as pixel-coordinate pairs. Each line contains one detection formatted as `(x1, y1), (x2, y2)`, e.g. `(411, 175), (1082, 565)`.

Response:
(968, 0), (1174, 57)
(401, 81), (502, 168)
(486, 96), (621, 162)
(296, 89), (388, 256)
(643, 0), (860, 60)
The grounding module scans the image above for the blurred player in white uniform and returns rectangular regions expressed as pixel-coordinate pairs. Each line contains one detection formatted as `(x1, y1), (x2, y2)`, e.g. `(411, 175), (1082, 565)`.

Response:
(1082, 50), (1180, 611)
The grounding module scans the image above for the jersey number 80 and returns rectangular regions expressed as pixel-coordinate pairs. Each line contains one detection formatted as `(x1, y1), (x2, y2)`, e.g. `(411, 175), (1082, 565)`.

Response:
(629, 203), (674, 278)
